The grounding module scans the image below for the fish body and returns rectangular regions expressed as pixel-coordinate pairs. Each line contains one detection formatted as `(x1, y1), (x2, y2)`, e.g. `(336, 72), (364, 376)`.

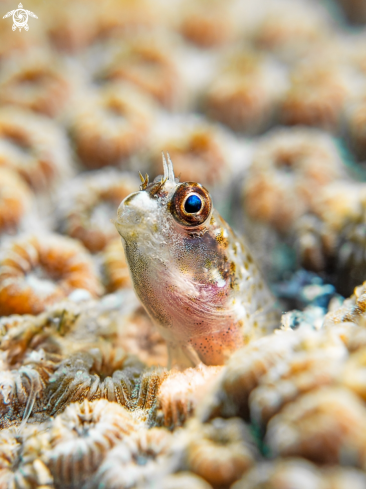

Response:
(115, 156), (276, 366)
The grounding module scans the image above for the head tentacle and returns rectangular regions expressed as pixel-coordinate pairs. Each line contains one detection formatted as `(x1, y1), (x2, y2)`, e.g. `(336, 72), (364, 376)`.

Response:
(167, 153), (175, 182)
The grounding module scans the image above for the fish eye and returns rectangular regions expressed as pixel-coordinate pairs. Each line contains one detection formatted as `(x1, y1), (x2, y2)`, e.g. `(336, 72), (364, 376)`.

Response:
(170, 182), (212, 227)
(184, 194), (202, 214)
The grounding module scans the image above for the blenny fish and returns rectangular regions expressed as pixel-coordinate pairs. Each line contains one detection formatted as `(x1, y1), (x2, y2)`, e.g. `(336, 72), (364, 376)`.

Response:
(115, 155), (276, 367)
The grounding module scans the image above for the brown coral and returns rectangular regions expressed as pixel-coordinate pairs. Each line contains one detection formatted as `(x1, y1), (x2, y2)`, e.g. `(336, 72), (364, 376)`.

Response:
(0, 424), (53, 489)
(0, 167), (33, 235)
(156, 365), (222, 428)
(57, 170), (139, 253)
(150, 127), (228, 187)
(46, 346), (165, 416)
(233, 458), (366, 489)
(205, 51), (285, 133)
(347, 95), (366, 161)
(243, 128), (345, 232)
(199, 332), (299, 421)
(0, 50), (72, 117)
(253, 1), (331, 62)
(266, 387), (366, 466)
(87, 427), (176, 489)
(102, 237), (132, 291)
(281, 60), (350, 132)
(0, 234), (102, 316)
(71, 84), (153, 169)
(295, 183), (366, 295)
(185, 418), (256, 487)
(0, 107), (71, 190)
(45, 399), (138, 489)
(0, 350), (59, 428)
(100, 37), (182, 109)
(179, 0), (236, 48)
(159, 473), (213, 489)
(249, 348), (344, 427)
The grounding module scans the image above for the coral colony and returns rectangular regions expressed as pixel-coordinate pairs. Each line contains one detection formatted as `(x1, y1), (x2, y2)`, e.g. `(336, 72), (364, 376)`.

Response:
(2, 0), (366, 488)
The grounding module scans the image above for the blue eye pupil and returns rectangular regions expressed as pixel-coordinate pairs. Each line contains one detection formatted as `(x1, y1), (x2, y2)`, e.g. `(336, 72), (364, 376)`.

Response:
(185, 195), (202, 213)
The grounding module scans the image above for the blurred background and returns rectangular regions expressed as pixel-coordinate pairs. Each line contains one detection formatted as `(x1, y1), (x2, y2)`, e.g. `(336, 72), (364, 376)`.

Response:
(0, 0), (366, 316)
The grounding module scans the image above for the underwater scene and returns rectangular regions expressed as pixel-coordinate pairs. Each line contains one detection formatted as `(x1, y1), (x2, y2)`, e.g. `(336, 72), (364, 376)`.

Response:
(1, 0), (366, 487)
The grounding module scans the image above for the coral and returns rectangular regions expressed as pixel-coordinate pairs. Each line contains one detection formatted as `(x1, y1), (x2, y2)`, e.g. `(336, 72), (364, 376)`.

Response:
(150, 127), (228, 186)
(0, 107), (71, 190)
(0, 167), (33, 235)
(0, 424), (53, 489)
(265, 387), (366, 465)
(347, 95), (366, 161)
(253, 0), (331, 62)
(102, 237), (132, 291)
(45, 399), (138, 489)
(98, 0), (162, 39)
(179, 0), (236, 48)
(249, 347), (344, 427)
(86, 427), (176, 489)
(243, 128), (345, 232)
(46, 0), (99, 52)
(0, 312), (63, 367)
(233, 459), (366, 489)
(205, 50), (285, 132)
(155, 364), (222, 427)
(336, 0), (366, 24)
(100, 37), (182, 109)
(71, 84), (152, 169)
(116, 306), (168, 367)
(57, 170), (139, 253)
(45, 346), (165, 416)
(0, 234), (102, 316)
(0, 349), (59, 428)
(340, 347), (366, 402)
(0, 50), (72, 117)
(295, 183), (366, 296)
(184, 418), (256, 487)
(158, 472), (213, 489)
(199, 332), (299, 421)
(281, 60), (350, 132)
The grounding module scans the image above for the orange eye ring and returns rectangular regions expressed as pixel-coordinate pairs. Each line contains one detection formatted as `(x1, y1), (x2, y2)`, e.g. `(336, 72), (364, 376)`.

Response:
(170, 182), (212, 227)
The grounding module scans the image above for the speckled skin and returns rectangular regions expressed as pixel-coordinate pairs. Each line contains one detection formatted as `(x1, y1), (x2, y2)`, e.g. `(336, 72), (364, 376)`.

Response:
(115, 160), (276, 366)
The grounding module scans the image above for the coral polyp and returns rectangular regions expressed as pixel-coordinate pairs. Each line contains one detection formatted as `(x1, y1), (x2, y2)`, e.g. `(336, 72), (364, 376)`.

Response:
(0, 168), (33, 235)
(0, 107), (71, 190)
(0, 234), (102, 316)
(57, 170), (140, 253)
(46, 399), (138, 489)
(71, 84), (153, 169)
